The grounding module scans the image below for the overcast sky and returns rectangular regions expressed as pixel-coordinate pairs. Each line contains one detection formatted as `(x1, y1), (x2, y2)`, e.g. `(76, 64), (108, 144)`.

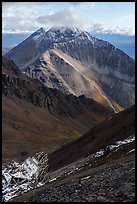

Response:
(2, 2), (135, 35)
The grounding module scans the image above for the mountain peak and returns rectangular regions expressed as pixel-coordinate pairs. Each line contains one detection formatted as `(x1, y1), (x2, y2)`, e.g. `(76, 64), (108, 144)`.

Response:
(45, 26), (93, 42)
(47, 26), (83, 33)
(29, 27), (45, 39)
(29, 26), (85, 44)
(38, 27), (45, 33)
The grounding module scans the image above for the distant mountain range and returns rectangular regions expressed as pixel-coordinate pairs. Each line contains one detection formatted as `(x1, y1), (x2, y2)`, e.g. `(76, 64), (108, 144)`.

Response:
(5, 27), (135, 111)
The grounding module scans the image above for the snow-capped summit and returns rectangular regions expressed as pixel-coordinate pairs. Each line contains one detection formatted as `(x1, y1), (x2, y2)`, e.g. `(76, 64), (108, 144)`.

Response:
(26, 26), (94, 44)
(45, 26), (92, 42)
(47, 26), (82, 35)
(46, 26), (97, 44)
(48, 26), (82, 33)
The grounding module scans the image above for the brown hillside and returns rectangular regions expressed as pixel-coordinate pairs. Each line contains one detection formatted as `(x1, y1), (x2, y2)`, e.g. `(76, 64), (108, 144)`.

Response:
(49, 105), (135, 171)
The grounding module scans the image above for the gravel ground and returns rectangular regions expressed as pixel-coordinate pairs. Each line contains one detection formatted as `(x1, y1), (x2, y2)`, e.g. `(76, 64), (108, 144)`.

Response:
(28, 159), (135, 202)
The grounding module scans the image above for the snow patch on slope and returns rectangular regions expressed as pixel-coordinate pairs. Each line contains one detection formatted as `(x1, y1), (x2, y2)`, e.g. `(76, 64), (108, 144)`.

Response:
(2, 152), (48, 202)
(94, 134), (135, 158)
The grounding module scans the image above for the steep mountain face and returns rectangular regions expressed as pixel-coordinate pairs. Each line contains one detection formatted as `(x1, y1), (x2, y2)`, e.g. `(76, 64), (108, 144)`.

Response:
(2, 56), (113, 162)
(57, 36), (134, 84)
(5, 27), (135, 109)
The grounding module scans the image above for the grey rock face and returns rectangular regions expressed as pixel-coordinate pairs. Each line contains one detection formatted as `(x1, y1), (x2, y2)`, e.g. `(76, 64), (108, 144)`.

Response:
(57, 38), (134, 84)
